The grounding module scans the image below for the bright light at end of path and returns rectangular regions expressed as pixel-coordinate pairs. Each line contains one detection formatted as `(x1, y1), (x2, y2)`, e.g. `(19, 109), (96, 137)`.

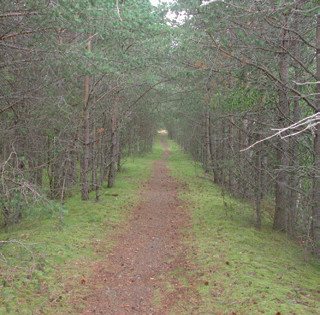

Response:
(150, 0), (175, 6)
(149, 0), (217, 25)
(150, 0), (218, 6)
(158, 130), (168, 135)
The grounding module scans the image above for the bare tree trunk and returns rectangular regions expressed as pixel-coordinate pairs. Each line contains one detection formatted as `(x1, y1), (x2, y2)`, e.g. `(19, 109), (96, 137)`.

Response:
(228, 115), (234, 191)
(255, 99), (263, 229)
(81, 35), (91, 200)
(220, 119), (226, 185)
(240, 118), (250, 199)
(108, 100), (118, 188)
(91, 101), (97, 191)
(208, 114), (219, 183)
(203, 110), (211, 173)
(288, 40), (301, 236)
(255, 141), (262, 229)
(236, 123), (242, 195)
(273, 21), (290, 231)
(117, 133), (121, 172)
(312, 14), (320, 254)
(214, 123), (221, 184)
(96, 133), (104, 201)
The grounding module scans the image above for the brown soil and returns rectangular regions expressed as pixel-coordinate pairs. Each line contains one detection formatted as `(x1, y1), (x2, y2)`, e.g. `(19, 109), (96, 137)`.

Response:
(80, 138), (198, 314)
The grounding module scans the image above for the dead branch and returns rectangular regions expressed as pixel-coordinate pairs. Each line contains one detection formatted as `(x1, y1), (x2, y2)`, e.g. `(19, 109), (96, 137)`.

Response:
(0, 239), (38, 275)
(241, 112), (320, 151)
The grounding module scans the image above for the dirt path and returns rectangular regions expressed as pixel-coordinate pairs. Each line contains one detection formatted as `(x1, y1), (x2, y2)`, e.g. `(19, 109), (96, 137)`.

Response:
(81, 138), (197, 314)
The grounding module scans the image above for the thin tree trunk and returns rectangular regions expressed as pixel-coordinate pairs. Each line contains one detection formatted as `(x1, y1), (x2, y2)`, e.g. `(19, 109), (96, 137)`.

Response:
(81, 35), (91, 200)
(108, 99), (119, 188)
(213, 124), (220, 184)
(273, 20), (290, 231)
(208, 114), (219, 183)
(203, 111), (210, 173)
(228, 115), (234, 191)
(241, 118), (250, 199)
(255, 98), (263, 229)
(117, 133), (121, 172)
(255, 141), (262, 229)
(96, 133), (103, 202)
(288, 40), (301, 236)
(91, 100), (97, 191)
(312, 14), (320, 254)
(220, 119), (226, 185)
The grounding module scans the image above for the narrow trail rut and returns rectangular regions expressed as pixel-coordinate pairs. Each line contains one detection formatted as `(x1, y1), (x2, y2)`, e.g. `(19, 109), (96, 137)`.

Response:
(82, 138), (197, 314)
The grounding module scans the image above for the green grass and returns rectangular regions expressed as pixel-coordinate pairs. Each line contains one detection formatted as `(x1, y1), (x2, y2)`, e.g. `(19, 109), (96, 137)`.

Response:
(2, 137), (319, 314)
(0, 139), (163, 314)
(167, 139), (320, 315)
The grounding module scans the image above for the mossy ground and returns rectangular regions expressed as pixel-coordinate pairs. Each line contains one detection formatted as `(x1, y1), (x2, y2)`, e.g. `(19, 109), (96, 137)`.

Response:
(0, 140), (163, 314)
(2, 137), (320, 314)
(167, 139), (320, 315)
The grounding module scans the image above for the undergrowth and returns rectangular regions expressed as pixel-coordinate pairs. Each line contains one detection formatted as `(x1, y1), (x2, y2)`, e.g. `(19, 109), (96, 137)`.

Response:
(0, 140), (163, 314)
(167, 139), (320, 315)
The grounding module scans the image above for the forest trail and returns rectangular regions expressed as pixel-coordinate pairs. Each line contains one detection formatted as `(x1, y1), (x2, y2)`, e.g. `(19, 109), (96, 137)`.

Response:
(81, 137), (196, 314)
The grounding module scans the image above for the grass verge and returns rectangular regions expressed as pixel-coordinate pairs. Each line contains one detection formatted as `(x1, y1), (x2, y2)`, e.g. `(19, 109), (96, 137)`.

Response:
(167, 139), (320, 315)
(0, 139), (163, 314)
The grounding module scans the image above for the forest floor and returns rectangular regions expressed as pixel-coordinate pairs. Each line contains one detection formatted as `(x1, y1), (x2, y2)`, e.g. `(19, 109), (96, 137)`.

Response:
(76, 137), (199, 314)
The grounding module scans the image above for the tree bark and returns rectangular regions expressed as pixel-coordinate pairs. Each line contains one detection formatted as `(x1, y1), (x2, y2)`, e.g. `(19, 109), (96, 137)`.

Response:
(208, 113), (219, 183)
(255, 98), (264, 229)
(288, 39), (301, 236)
(273, 19), (290, 231)
(81, 35), (91, 200)
(228, 115), (234, 191)
(312, 14), (320, 254)
(117, 133), (122, 172)
(108, 98), (119, 188)
(91, 100), (97, 191)
(203, 110), (211, 173)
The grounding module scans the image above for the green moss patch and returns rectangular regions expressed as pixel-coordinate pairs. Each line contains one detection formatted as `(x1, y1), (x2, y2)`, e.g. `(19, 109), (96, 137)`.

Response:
(167, 139), (320, 315)
(0, 140), (163, 314)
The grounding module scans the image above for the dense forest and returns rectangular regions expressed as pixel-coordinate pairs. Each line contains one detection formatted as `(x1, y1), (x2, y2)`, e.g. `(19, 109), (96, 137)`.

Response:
(165, 0), (320, 253)
(1, 0), (320, 312)
(2, 0), (320, 252)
